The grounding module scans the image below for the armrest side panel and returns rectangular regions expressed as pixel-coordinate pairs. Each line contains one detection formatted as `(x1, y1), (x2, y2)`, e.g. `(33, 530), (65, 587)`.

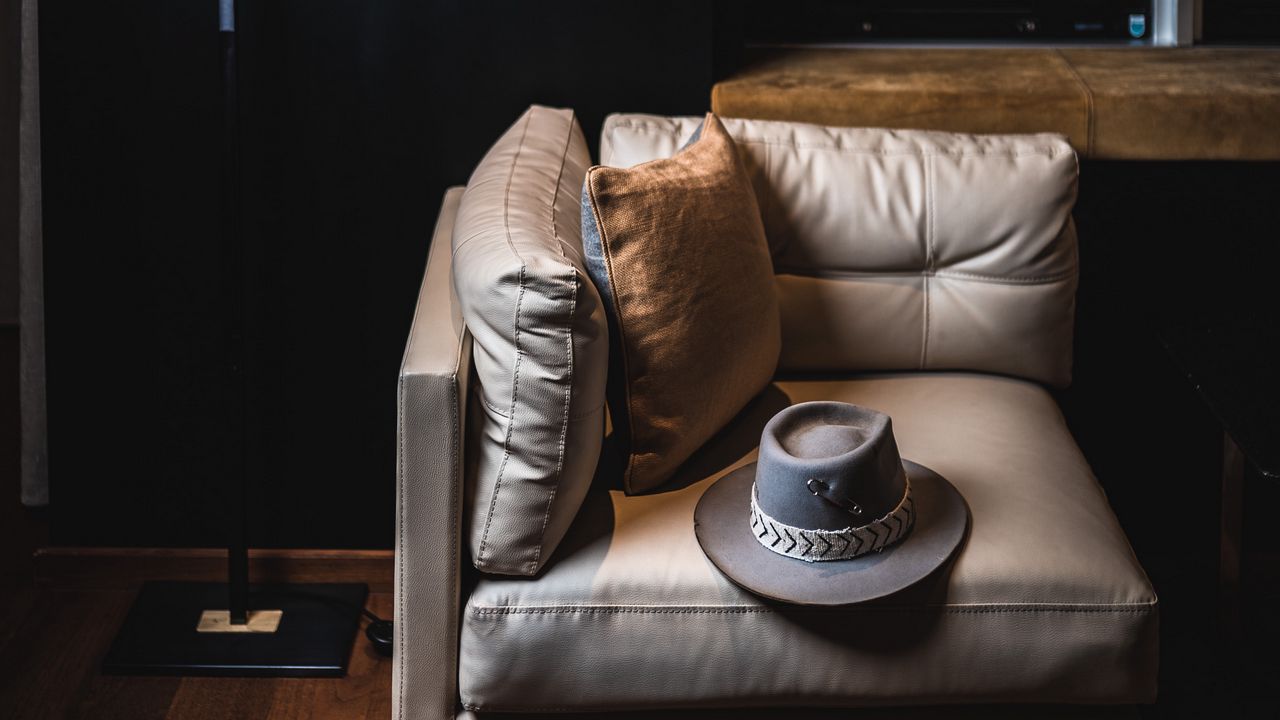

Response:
(395, 187), (470, 720)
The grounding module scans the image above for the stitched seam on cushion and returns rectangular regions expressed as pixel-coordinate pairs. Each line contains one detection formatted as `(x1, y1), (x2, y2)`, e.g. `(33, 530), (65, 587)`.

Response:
(735, 140), (1066, 158)
(774, 268), (1079, 286)
(442, 363), (462, 720)
(763, 140), (774, 252)
(606, 118), (692, 134)
(461, 598), (1156, 714)
(526, 113), (579, 574)
(530, 271), (576, 573)
(395, 376), (406, 720)
(548, 116), (576, 261)
(450, 229), (490, 254)
(478, 388), (604, 421)
(926, 151), (936, 366)
(934, 269), (1077, 284)
(477, 265), (527, 566)
(501, 111), (533, 264)
(468, 601), (1157, 615)
(920, 275), (928, 372)
(586, 169), (641, 492)
(476, 110), (535, 568)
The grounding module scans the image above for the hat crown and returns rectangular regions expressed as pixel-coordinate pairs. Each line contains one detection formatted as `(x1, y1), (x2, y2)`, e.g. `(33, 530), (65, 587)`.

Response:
(755, 402), (907, 531)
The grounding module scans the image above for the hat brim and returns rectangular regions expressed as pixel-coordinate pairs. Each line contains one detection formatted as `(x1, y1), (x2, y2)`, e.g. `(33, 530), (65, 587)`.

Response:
(694, 460), (969, 606)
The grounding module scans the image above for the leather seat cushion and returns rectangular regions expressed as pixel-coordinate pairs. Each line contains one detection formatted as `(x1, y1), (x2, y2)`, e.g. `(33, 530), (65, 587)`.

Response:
(459, 373), (1158, 711)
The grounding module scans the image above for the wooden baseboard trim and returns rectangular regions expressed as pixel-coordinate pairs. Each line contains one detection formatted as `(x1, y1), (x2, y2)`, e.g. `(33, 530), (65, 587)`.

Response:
(33, 547), (394, 592)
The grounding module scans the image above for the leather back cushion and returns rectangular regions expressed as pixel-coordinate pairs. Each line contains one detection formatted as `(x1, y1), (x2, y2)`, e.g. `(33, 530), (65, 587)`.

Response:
(601, 115), (1079, 387)
(451, 106), (608, 575)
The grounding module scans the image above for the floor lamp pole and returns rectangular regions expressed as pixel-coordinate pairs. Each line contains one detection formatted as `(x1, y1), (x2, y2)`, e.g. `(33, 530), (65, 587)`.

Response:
(100, 0), (367, 676)
(221, 0), (251, 630)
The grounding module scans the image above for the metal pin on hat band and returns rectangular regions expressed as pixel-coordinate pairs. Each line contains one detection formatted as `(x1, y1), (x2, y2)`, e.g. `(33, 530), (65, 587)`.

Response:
(806, 478), (862, 516)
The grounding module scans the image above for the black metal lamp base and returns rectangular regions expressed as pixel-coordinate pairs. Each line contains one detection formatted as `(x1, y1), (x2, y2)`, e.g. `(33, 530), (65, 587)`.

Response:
(102, 581), (368, 677)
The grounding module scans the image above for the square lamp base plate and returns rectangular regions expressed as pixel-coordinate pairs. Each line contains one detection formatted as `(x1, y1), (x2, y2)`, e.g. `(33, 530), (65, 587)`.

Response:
(103, 581), (368, 677)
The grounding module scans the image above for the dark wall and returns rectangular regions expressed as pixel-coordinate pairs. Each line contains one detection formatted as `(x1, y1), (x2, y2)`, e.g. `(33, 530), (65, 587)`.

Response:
(39, 1), (715, 548)
(1, 0), (18, 326)
(1066, 161), (1280, 556)
(1065, 159), (1280, 692)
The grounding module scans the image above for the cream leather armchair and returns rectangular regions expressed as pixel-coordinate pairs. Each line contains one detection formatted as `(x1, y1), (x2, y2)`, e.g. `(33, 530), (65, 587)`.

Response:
(395, 115), (1158, 720)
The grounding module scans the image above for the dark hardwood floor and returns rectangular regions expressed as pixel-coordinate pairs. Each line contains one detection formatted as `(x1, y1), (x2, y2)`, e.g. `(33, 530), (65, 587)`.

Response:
(0, 582), (392, 720)
(0, 329), (395, 719)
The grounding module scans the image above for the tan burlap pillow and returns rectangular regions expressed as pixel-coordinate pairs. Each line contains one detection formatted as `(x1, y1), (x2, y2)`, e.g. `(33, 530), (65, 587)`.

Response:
(581, 113), (780, 493)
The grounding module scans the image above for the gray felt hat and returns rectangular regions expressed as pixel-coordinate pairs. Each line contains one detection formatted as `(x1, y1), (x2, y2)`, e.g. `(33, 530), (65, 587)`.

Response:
(694, 401), (969, 605)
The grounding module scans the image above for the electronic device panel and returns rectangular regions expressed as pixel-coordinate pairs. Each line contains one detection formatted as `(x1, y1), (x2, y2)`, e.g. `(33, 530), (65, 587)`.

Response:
(739, 0), (1155, 44)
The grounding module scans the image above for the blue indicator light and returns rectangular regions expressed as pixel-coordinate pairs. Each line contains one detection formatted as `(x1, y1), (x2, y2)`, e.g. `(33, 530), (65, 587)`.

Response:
(1129, 13), (1147, 38)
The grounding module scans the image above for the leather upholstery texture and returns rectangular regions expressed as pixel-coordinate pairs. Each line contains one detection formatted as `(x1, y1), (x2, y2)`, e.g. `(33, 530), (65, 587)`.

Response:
(395, 188), (469, 720)
(451, 106), (609, 575)
(601, 114), (1079, 387)
(458, 374), (1158, 711)
(582, 114), (780, 493)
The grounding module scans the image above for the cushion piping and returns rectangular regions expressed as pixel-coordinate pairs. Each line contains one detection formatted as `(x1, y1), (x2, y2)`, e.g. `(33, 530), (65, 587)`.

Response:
(773, 267), (1079, 287)
(467, 600), (1158, 616)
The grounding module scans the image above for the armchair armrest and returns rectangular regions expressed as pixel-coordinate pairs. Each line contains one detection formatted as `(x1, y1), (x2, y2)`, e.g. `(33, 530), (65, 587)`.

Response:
(395, 187), (471, 720)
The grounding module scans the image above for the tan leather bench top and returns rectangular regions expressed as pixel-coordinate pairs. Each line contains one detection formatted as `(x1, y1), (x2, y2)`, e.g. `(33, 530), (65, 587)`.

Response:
(711, 48), (1280, 160)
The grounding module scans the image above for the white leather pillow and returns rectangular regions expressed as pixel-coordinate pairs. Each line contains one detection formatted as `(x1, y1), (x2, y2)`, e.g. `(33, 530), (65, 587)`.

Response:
(451, 106), (608, 576)
(601, 114), (1079, 387)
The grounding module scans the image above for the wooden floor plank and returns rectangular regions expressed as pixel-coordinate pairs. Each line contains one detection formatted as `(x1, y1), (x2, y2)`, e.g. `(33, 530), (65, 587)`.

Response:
(0, 590), (136, 720)
(0, 586), (392, 720)
(166, 677), (278, 720)
(265, 593), (393, 720)
(0, 582), (38, 658)
(71, 676), (182, 720)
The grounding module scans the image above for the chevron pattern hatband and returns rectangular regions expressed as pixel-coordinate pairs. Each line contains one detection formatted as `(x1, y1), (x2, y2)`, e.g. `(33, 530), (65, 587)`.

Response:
(749, 479), (915, 562)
